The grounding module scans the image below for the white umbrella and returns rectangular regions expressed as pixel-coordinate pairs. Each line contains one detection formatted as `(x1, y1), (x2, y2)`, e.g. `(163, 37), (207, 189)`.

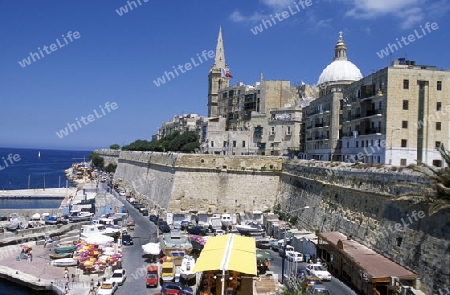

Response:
(142, 242), (160, 255)
(83, 234), (114, 245)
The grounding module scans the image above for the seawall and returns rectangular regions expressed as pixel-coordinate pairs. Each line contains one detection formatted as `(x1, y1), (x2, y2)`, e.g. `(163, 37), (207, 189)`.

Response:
(96, 150), (450, 294)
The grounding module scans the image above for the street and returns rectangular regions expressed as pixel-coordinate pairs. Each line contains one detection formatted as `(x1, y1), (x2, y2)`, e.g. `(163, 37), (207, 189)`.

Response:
(105, 184), (360, 295)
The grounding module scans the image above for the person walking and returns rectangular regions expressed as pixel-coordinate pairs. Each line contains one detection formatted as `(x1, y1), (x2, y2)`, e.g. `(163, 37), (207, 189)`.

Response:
(64, 267), (69, 279)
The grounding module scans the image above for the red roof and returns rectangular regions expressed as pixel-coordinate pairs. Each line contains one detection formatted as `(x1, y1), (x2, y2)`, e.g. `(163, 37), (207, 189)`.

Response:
(319, 232), (417, 280)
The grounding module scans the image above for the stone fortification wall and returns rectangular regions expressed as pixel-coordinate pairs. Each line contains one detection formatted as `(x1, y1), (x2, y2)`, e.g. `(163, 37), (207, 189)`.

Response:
(113, 152), (283, 213)
(278, 160), (449, 294)
(95, 149), (120, 165)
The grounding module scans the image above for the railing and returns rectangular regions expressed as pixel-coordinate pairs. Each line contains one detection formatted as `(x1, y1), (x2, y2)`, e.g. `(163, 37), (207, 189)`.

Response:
(364, 109), (383, 117)
(364, 127), (383, 135)
(314, 123), (323, 127)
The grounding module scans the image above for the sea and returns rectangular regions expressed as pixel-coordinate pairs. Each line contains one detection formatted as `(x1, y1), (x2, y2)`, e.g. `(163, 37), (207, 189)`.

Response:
(0, 146), (91, 294)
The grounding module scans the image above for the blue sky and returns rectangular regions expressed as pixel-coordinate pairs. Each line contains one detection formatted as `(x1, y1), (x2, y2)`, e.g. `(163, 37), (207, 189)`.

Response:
(0, 0), (449, 151)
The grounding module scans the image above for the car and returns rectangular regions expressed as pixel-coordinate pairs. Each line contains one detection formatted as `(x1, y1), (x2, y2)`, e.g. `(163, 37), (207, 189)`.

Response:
(161, 282), (193, 295)
(118, 190), (126, 196)
(121, 234), (133, 245)
(146, 264), (159, 288)
(96, 279), (118, 295)
(139, 208), (149, 216)
(180, 220), (190, 230)
(149, 215), (158, 223)
(307, 285), (331, 294)
(110, 269), (127, 286)
(306, 264), (332, 281)
(301, 275), (323, 290)
(187, 225), (207, 236)
(159, 222), (171, 233)
(255, 239), (272, 249)
(214, 229), (225, 236)
(279, 245), (294, 257)
(287, 251), (304, 262)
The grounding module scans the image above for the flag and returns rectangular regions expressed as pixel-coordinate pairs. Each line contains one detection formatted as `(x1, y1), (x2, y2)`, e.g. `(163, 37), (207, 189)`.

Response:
(221, 68), (233, 78)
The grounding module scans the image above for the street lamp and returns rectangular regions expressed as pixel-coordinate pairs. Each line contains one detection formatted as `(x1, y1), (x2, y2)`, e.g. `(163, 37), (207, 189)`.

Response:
(390, 128), (401, 165)
(281, 205), (310, 284)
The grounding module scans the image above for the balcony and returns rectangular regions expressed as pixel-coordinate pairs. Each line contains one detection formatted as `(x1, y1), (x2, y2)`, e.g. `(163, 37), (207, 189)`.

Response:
(314, 123), (324, 128)
(364, 109), (383, 117)
(363, 127), (383, 135)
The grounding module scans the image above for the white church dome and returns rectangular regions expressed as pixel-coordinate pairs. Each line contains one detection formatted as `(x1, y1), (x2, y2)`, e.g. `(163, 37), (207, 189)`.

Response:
(318, 59), (363, 85)
(317, 32), (362, 86)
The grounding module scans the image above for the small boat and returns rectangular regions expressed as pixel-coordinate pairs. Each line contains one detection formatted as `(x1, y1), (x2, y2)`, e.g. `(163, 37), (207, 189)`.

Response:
(235, 223), (264, 236)
(179, 255), (196, 281)
(54, 245), (76, 253)
(220, 213), (232, 229)
(68, 210), (93, 222)
(49, 252), (73, 260)
(44, 216), (58, 225)
(31, 213), (41, 220)
(50, 258), (77, 267)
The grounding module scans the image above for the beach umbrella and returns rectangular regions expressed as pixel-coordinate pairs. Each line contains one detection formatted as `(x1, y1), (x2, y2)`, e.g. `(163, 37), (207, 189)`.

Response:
(142, 242), (161, 255)
(83, 234), (114, 245)
(83, 261), (94, 267)
(20, 244), (32, 249)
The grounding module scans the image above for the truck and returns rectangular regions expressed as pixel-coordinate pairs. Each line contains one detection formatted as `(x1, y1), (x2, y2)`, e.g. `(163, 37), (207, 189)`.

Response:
(160, 261), (175, 284)
(146, 264), (159, 288)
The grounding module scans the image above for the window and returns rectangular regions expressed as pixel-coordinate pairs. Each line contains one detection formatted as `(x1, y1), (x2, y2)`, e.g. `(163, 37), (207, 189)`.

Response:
(242, 141), (246, 148)
(402, 121), (408, 128)
(436, 141), (442, 148)
(437, 81), (442, 91)
(403, 100), (409, 110)
(433, 160), (443, 167)
(356, 141), (359, 148)
(232, 141), (236, 148)
(403, 79), (409, 89)
(436, 122), (441, 130)
(437, 102), (442, 111)
(270, 126), (275, 135)
(401, 139), (407, 147)
(210, 141), (214, 147)
(347, 142), (349, 148)
(223, 141), (227, 148)
(362, 141), (365, 147)
(400, 159), (407, 166)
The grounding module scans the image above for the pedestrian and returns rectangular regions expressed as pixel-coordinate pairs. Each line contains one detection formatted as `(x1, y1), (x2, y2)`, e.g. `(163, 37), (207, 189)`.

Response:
(65, 277), (70, 291)
(90, 278), (94, 289)
(64, 267), (69, 279)
(29, 248), (32, 262)
(26, 253), (31, 262)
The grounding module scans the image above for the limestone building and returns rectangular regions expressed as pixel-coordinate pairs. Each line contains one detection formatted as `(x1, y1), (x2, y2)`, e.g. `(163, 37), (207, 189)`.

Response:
(341, 58), (450, 166)
(155, 113), (203, 141)
(302, 32), (363, 161)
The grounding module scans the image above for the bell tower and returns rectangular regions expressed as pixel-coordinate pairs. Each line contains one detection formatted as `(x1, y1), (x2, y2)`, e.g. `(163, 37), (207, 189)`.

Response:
(208, 26), (229, 117)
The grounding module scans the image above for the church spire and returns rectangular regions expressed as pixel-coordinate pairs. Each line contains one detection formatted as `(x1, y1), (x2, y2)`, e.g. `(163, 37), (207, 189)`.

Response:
(213, 26), (226, 70)
(334, 31), (347, 61)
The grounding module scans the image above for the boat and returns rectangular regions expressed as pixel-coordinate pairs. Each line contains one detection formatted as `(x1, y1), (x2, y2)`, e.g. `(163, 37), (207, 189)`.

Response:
(179, 255), (196, 281)
(31, 213), (41, 220)
(49, 252), (73, 260)
(235, 223), (264, 236)
(160, 229), (193, 256)
(220, 213), (232, 229)
(80, 224), (120, 239)
(68, 210), (93, 222)
(54, 245), (77, 253)
(44, 216), (58, 225)
(50, 258), (78, 267)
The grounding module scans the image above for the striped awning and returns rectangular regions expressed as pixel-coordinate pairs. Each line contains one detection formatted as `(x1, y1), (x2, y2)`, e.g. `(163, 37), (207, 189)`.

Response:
(193, 234), (257, 275)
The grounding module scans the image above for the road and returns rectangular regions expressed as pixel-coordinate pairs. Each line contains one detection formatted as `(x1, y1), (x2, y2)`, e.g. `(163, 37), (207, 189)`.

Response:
(103, 183), (360, 295)
(104, 184), (161, 295)
(265, 248), (360, 295)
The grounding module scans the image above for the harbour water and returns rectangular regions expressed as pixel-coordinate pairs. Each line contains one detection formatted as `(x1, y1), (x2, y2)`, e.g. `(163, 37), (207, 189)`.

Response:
(0, 146), (91, 294)
(0, 147), (91, 191)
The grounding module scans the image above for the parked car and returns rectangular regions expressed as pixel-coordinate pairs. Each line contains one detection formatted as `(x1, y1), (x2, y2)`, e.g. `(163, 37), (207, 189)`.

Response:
(146, 264), (159, 288)
(161, 282), (193, 295)
(96, 279), (118, 295)
(159, 222), (171, 233)
(255, 239), (272, 249)
(140, 208), (149, 216)
(121, 234), (133, 245)
(110, 269), (127, 286)
(279, 245), (294, 257)
(301, 275), (323, 290)
(149, 215), (158, 223)
(307, 285), (331, 294)
(118, 190), (126, 196)
(287, 251), (304, 262)
(306, 264), (332, 281)
(187, 225), (207, 236)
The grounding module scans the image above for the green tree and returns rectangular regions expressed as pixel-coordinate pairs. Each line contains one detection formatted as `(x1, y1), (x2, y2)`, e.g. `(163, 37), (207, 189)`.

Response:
(109, 144), (120, 150)
(104, 163), (117, 173)
(89, 152), (104, 168)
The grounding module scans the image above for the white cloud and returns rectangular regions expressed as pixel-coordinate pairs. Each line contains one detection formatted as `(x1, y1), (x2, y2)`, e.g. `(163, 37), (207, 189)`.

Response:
(339, 0), (443, 29)
(229, 9), (267, 23)
(260, 0), (293, 9)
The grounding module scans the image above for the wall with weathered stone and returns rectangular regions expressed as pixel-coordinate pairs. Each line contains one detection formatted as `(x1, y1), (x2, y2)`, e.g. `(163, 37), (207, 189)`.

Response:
(95, 149), (120, 166)
(113, 152), (283, 214)
(278, 160), (449, 295)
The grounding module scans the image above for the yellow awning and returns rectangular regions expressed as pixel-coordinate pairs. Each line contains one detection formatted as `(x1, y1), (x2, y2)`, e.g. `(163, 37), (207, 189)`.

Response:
(193, 234), (257, 275)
